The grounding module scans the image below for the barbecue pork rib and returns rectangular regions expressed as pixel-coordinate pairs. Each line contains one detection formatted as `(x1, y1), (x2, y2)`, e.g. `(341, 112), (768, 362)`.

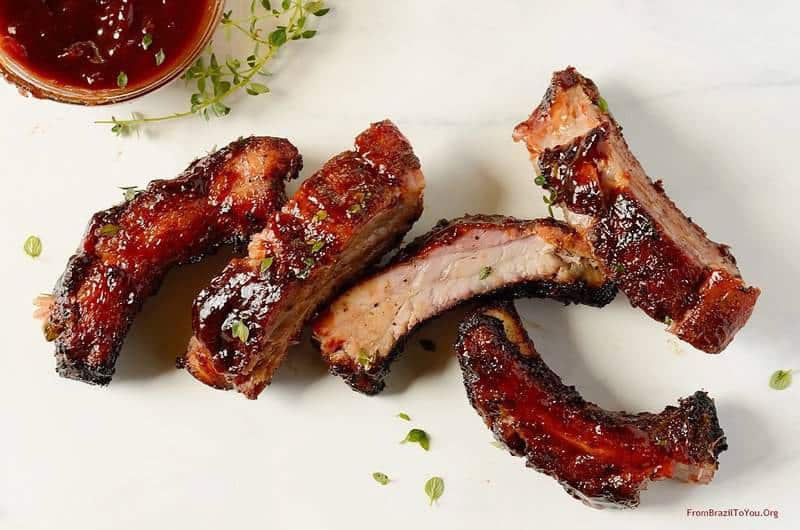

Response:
(313, 215), (616, 395)
(513, 67), (759, 353)
(184, 120), (425, 399)
(456, 300), (727, 508)
(40, 137), (302, 385)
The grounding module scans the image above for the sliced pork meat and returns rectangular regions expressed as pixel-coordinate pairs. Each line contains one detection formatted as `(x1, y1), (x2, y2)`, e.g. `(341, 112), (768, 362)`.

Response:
(513, 67), (759, 353)
(41, 137), (301, 385)
(456, 300), (727, 508)
(184, 120), (425, 399)
(312, 215), (616, 395)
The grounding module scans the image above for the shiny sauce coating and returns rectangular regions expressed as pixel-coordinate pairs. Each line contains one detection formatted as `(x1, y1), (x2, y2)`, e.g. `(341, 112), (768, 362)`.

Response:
(0, 0), (213, 90)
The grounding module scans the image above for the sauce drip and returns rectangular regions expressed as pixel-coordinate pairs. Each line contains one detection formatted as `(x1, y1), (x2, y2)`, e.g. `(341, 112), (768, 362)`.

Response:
(0, 0), (213, 90)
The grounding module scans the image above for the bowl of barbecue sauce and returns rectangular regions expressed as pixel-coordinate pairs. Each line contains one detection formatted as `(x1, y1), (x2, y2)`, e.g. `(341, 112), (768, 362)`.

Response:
(0, 0), (223, 105)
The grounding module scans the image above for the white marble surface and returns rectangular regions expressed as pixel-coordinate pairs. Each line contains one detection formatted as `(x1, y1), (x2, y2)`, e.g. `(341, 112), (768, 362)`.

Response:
(2, 1), (798, 529)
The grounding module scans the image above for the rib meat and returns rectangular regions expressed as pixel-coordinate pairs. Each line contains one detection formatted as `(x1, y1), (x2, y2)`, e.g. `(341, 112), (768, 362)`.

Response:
(41, 137), (302, 384)
(513, 67), (759, 353)
(184, 120), (425, 399)
(313, 215), (616, 395)
(456, 300), (727, 508)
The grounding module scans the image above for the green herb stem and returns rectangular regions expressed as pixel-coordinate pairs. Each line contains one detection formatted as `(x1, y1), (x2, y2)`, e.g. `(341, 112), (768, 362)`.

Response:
(98, 1), (328, 135)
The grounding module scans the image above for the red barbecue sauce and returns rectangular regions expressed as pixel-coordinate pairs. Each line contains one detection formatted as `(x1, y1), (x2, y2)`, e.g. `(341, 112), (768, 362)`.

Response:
(0, 0), (213, 90)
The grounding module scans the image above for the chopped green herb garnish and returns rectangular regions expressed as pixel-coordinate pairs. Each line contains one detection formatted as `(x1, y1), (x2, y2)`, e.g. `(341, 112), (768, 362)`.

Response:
(613, 263), (625, 274)
(397, 412), (411, 421)
(98, 2), (329, 135)
(99, 224), (121, 237)
(260, 257), (274, 274)
(424, 476), (444, 505)
(116, 71), (128, 88)
(372, 472), (390, 485)
(357, 349), (372, 368)
(419, 339), (436, 352)
(230, 320), (250, 342)
(478, 266), (492, 280)
(401, 428), (430, 451)
(119, 186), (141, 202)
(313, 209), (328, 222)
(23, 235), (42, 258)
(597, 96), (609, 113)
(310, 240), (324, 253)
(347, 203), (362, 215)
(769, 369), (793, 390)
(296, 257), (315, 279)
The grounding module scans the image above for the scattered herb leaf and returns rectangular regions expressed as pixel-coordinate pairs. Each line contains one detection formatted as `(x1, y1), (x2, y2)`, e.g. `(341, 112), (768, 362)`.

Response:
(119, 186), (141, 201)
(310, 240), (324, 253)
(769, 369), (793, 390)
(99, 224), (121, 237)
(401, 428), (430, 451)
(23, 235), (42, 258)
(313, 209), (328, 222)
(397, 412), (411, 421)
(597, 96), (609, 113)
(357, 349), (372, 369)
(141, 34), (153, 50)
(613, 263), (625, 274)
(478, 266), (492, 280)
(372, 472), (390, 485)
(424, 476), (444, 505)
(347, 203), (362, 215)
(419, 339), (436, 352)
(231, 320), (250, 342)
(260, 257), (274, 274)
(116, 71), (128, 88)
(97, 2), (329, 134)
(296, 258), (314, 279)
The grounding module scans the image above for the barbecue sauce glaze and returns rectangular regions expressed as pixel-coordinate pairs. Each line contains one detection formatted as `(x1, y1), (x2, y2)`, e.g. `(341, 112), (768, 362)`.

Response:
(0, 0), (213, 90)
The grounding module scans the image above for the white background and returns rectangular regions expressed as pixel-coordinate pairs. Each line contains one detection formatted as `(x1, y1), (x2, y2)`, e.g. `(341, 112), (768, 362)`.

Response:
(2, 1), (798, 529)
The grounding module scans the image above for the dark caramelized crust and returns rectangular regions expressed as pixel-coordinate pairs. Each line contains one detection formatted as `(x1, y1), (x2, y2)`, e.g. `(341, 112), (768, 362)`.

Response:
(456, 300), (727, 508)
(313, 215), (616, 395)
(514, 67), (759, 353)
(43, 137), (302, 384)
(185, 120), (425, 399)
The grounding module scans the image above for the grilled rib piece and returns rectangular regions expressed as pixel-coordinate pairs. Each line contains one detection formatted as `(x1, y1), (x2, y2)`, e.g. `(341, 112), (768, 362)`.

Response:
(184, 120), (425, 399)
(41, 137), (302, 384)
(513, 67), (759, 353)
(456, 300), (727, 508)
(313, 215), (616, 395)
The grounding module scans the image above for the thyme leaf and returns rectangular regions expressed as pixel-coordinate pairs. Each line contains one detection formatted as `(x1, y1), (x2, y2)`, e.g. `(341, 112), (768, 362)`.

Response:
(23, 235), (42, 258)
(769, 369), (793, 390)
(424, 477), (444, 505)
(372, 472), (390, 485)
(401, 428), (430, 451)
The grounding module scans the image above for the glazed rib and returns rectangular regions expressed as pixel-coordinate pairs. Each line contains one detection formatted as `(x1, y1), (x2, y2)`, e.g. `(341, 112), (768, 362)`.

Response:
(513, 67), (759, 353)
(41, 137), (302, 384)
(456, 300), (727, 508)
(185, 120), (425, 399)
(313, 215), (616, 395)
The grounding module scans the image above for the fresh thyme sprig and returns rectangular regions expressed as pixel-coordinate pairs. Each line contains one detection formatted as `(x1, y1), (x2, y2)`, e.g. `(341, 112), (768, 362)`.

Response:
(98, 1), (329, 135)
